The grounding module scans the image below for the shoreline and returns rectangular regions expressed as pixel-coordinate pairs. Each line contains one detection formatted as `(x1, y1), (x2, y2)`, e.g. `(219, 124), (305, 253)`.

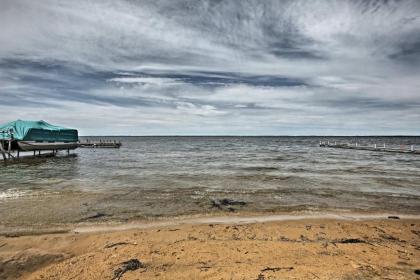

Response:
(1, 212), (419, 279)
(2, 210), (420, 237)
(72, 211), (420, 234)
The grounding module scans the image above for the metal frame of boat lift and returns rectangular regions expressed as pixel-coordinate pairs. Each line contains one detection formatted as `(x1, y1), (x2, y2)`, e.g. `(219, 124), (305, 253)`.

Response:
(0, 129), (13, 161)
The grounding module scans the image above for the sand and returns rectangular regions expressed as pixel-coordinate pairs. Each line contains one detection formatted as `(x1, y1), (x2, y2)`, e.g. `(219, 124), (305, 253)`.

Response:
(0, 214), (419, 280)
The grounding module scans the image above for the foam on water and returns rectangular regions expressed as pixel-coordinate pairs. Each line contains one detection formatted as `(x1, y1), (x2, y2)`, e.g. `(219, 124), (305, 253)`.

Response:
(0, 189), (30, 199)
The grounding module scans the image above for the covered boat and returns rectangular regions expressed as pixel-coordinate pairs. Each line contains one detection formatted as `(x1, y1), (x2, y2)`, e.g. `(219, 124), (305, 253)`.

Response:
(0, 120), (78, 151)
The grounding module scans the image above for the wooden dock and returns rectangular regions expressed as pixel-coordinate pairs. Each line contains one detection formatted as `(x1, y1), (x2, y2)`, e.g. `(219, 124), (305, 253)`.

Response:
(78, 140), (122, 148)
(320, 141), (420, 154)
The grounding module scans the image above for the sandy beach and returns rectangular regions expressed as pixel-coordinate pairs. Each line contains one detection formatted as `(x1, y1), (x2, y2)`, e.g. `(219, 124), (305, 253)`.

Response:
(1, 214), (419, 280)
(2, 0), (420, 278)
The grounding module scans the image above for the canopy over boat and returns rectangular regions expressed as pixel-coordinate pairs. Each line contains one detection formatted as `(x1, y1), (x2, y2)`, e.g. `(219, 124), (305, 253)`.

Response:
(0, 120), (78, 142)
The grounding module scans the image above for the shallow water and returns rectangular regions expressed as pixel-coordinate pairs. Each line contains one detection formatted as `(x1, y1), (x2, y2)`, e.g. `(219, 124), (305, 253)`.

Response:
(1, 136), (420, 230)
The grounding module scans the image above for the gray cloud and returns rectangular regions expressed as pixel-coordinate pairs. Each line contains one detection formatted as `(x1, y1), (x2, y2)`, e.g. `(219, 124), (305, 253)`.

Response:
(0, 0), (419, 135)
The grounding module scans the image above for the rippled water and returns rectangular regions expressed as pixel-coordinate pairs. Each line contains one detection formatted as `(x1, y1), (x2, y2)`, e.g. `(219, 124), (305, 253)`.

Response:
(1, 136), (420, 230)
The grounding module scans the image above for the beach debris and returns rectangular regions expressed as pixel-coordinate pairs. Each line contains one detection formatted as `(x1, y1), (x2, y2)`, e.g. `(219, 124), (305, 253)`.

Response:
(309, 272), (320, 279)
(278, 236), (292, 242)
(299, 235), (310, 242)
(334, 238), (366, 244)
(379, 234), (406, 243)
(198, 261), (212, 271)
(112, 259), (144, 280)
(414, 269), (420, 275)
(210, 198), (247, 211)
(104, 241), (137, 249)
(257, 267), (294, 280)
(261, 266), (294, 272)
(388, 216), (400, 219)
(256, 273), (265, 280)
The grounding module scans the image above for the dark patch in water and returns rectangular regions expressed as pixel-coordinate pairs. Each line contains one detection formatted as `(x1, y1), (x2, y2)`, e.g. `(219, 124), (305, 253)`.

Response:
(80, 212), (110, 221)
(210, 198), (247, 212)
(241, 166), (278, 171)
(289, 168), (306, 173)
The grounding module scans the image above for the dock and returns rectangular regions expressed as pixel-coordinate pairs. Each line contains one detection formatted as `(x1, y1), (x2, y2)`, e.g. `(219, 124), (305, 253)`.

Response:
(320, 141), (420, 154)
(78, 140), (122, 148)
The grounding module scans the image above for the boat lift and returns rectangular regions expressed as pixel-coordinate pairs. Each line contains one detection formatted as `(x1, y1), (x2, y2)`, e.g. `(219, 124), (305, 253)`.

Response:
(0, 120), (78, 162)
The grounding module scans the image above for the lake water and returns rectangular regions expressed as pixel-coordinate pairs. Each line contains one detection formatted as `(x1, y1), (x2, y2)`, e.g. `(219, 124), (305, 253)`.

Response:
(1, 136), (420, 232)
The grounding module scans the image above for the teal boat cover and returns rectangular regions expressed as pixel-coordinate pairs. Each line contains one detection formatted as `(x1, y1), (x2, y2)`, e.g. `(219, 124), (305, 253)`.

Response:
(0, 120), (78, 142)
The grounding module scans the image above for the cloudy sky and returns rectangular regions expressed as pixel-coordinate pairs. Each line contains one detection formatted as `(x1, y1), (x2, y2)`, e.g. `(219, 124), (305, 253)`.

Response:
(1, 0), (419, 135)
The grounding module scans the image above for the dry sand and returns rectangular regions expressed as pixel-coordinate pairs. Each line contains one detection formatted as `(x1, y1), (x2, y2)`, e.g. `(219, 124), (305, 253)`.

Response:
(0, 214), (419, 280)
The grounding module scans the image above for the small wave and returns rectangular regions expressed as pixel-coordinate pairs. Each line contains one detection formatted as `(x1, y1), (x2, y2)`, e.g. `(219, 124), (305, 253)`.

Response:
(0, 189), (30, 199)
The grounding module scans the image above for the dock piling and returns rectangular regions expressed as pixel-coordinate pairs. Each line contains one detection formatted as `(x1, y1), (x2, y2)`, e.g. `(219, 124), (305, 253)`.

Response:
(0, 141), (6, 161)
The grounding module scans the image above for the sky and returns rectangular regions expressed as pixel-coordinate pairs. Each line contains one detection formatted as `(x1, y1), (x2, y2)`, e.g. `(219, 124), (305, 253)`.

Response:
(0, 0), (420, 135)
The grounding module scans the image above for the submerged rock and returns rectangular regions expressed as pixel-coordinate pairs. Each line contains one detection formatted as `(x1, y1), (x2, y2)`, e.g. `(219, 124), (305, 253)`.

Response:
(80, 212), (110, 221)
(211, 198), (247, 210)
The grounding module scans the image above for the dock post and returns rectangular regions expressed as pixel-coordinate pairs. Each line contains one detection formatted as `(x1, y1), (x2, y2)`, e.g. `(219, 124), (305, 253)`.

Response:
(7, 140), (10, 159)
(374, 144), (377, 149)
(0, 141), (6, 161)
(17, 150), (20, 159)
(67, 149), (70, 156)
(411, 145), (414, 152)
(33, 151), (36, 156)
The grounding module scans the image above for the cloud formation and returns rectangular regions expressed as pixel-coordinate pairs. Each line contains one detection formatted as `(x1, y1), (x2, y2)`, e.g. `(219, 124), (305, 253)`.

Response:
(0, 0), (419, 135)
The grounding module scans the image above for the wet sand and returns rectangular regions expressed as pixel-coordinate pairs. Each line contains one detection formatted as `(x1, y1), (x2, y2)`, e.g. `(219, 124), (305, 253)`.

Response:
(1, 214), (420, 279)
